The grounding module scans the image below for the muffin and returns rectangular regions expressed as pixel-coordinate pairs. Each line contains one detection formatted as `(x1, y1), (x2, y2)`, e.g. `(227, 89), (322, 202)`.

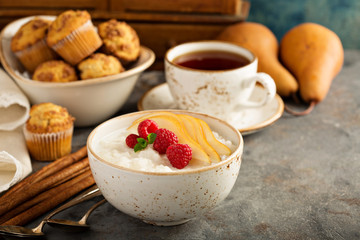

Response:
(11, 17), (58, 73)
(78, 53), (124, 80)
(32, 60), (78, 82)
(46, 10), (102, 65)
(98, 19), (140, 66)
(23, 103), (75, 161)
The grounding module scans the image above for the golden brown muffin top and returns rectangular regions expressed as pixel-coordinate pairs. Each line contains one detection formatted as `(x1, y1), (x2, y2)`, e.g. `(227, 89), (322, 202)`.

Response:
(98, 19), (140, 65)
(11, 17), (52, 52)
(32, 60), (78, 82)
(78, 53), (124, 80)
(46, 10), (91, 46)
(26, 102), (75, 133)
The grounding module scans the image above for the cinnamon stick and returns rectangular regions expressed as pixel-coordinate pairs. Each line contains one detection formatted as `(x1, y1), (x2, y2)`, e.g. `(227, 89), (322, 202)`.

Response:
(0, 146), (87, 200)
(0, 157), (89, 216)
(49, 165), (90, 189)
(0, 169), (92, 224)
(3, 175), (95, 226)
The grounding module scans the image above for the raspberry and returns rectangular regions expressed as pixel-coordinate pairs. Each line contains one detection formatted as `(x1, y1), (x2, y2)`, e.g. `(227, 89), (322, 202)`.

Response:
(166, 144), (192, 169)
(138, 119), (159, 139)
(126, 134), (140, 148)
(153, 128), (178, 154)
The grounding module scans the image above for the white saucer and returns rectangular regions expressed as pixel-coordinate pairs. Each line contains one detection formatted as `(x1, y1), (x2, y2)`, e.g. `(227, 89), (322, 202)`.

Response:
(138, 83), (284, 135)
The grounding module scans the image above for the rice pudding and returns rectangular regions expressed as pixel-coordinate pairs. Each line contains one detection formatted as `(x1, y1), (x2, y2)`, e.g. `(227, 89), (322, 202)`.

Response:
(94, 128), (234, 172)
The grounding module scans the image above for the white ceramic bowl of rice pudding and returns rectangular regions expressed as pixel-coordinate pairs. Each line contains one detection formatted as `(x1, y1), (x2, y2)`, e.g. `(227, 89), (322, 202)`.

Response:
(87, 110), (243, 226)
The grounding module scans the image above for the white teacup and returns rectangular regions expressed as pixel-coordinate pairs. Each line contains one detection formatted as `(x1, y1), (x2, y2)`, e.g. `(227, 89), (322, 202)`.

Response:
(164, 40), (276, 121)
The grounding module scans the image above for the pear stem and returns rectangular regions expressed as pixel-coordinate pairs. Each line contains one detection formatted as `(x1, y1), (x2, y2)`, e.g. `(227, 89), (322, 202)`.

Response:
(284, 100), (316, 116)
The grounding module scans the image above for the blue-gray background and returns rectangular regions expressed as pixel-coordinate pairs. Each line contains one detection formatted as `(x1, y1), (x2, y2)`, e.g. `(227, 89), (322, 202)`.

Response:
(246, 0), (358, 49)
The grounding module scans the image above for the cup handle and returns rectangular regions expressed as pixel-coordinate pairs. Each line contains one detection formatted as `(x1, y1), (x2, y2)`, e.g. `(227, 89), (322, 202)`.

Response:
(238, 72), (276, 107)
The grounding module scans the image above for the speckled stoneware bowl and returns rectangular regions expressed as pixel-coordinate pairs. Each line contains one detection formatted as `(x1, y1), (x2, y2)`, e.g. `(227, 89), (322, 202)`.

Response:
(0, 16), (155, 127)
(87, 110), (243, 226)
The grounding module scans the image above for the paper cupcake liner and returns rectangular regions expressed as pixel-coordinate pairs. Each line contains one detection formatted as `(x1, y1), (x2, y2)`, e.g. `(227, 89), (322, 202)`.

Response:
(51, 20), (102, 65)
(23, 126), (73, 161)
(14, 38), (58, 73)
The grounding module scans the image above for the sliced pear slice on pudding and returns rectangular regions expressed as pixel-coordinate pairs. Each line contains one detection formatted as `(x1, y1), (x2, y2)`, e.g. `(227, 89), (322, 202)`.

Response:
(197, 118), (231, 157)
(127, 111), (180, 132)
(178, 114), (221, 163)
(177, 114), (197, 141)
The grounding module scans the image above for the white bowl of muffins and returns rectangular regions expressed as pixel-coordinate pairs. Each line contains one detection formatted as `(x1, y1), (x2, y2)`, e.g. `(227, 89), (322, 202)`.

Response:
(0, 11), (155, 127)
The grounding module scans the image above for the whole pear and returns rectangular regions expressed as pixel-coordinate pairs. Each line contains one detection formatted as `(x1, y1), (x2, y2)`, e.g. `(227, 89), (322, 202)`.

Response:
(217, 22), (298, 97)
(280, 22), (344, 103)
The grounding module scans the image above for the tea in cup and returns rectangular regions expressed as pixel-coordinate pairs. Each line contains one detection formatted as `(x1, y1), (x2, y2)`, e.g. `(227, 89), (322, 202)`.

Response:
(164, 40), (276, 121)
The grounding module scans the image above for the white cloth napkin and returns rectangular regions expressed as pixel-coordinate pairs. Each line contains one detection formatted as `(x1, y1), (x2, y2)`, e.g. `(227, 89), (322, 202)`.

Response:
(0, 69), (31, 193)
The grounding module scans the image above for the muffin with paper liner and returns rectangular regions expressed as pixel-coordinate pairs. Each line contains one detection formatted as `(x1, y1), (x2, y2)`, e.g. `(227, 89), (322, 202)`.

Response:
(11, 17), (58, 73)
(46, 10), (102, 65)
(24, 102), (75, 161)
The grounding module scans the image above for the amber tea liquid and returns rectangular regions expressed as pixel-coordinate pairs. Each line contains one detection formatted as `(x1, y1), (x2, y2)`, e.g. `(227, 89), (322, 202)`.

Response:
(173, 50), (250, 71)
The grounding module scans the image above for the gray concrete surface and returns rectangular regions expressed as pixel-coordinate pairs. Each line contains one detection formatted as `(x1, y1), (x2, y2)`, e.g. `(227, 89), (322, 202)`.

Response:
(28, 50), (359, 239)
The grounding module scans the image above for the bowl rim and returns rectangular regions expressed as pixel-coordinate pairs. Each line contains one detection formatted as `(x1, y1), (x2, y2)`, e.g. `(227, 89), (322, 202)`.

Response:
(87, 109), (243, 176)
(0, 15), (155, 88)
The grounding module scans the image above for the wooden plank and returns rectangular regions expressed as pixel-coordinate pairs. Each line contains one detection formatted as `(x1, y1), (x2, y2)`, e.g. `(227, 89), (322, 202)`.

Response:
(92, 11), (247, 23)
(110, 0), (244, 15)
(0, 10), (247, 24)
(0, 0), (108, 10)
